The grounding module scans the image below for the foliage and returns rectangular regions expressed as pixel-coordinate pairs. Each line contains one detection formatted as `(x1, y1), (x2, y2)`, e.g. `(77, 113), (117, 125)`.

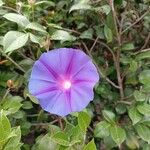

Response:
(0, 0), (150, 149)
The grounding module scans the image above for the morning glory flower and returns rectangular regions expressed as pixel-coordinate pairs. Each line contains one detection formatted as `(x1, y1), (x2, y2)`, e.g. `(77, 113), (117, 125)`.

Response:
(29, 48), (99, 116)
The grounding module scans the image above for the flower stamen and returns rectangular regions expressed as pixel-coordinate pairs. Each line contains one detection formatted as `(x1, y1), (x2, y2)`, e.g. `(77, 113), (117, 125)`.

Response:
(63, 80), (71, 89)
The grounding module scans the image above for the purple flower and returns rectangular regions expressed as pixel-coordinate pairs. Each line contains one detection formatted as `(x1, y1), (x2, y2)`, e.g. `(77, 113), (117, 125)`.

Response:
(28, 48), (99, 116)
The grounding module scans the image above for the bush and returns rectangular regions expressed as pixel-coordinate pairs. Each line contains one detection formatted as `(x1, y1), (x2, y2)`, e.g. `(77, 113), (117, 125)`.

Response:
(0, 0), (150, 149)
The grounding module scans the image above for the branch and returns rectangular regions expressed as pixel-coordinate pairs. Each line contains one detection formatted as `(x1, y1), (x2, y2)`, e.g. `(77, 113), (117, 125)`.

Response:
(90, 37), (99, 52)
(1, 6), (21, 14)
(0, 49), (25, 73)
(109, 0), (124, 99)
(82, 42), (120, 89)
(134, 48), (150, 55)
(121, 10), (150, 35)
(46, 21), (117, 57)
(140, 33), (150, 51)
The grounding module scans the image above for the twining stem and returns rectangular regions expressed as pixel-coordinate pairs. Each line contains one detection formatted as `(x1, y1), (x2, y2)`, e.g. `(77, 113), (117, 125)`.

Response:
(109, 0), (124, 99)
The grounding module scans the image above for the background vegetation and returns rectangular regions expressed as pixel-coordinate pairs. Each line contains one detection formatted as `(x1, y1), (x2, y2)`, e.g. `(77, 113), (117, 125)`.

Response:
(0, 0), (150, 149)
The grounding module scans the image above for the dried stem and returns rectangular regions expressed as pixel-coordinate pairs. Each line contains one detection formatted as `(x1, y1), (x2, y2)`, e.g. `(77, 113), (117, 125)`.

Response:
(90, 37), (99, 52)
(0, 49), (25, 73)
(121, 10), (150, 35)
(134, 48), (150, 55)
(58, 117), (64, 130)
(1, 6), (21, 13)
(109, 0), (124, 99)
(82, 42), (120, 89)
(140, 33), (150, 51)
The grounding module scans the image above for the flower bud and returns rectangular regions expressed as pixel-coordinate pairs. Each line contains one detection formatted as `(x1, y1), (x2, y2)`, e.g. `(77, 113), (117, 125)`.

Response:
(28, 0), (36, 6)
(7, 79), (14, 88)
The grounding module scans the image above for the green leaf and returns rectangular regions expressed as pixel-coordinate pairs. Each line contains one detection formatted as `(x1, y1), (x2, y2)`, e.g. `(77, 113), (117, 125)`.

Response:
(134, 90), (146, 102)
(126, 133), (139, 149)
(64, 123), (75, 137)
(0, 36), (3, 46)
(141, 118), (150, 127)
(51, 30), (76, 42)
(104, 136), (117, 149)
(128, 107), (142, 125)
(110, 125), (126, 146)
(137, 103), (150, 116)
(26, 22), (47, 33)
(22, 101), (33, 109)
(135, 124), (150, 143)
(69, 125), (82, 145)
(106, 12), (116, 35)
(114, 0), (123, 5)
(0, 0), (4, 6)
(139, 70), (150, 85)
(142, 144), (150, 150)
(12, 110), (24, 119)
(136, 51), (150, 60)
(78, 111), (91, 132)
(70, 0), (92, 12)
(20, 121), (31, 136)
(94, 121), (111, 138)
(52, 132), (70, 146)
(95, 5), (111, 15)
(24, 90), (39, 104)
(29, 33), (41, 45)
(2, 96), (23, 115)
(94, 26), (105, 39)
(125, 72), (138, 85)
(104, 25), (113, 43)
(3, 13), (30, 27)
(102, 110), (116, 124)
(115, 104), (127, 115)
(4, 127), (22, 150)
(122, 43), (134, 51)
(0, 110), (11, 147)
(36, 134), (58, 150)
(47, 23), (63, 29)
(3, 31), (29, 53)
(35, 1), (55, 7)
(143, 84), (150, 93)
(80, 28), (93, 39)
(48, 125), (61, 136)
(129, 60), (138, 72)
(83, 139), (96, 150)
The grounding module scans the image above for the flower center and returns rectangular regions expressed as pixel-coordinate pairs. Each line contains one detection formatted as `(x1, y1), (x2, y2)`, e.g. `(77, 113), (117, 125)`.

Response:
(63, 80), (71, 89)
